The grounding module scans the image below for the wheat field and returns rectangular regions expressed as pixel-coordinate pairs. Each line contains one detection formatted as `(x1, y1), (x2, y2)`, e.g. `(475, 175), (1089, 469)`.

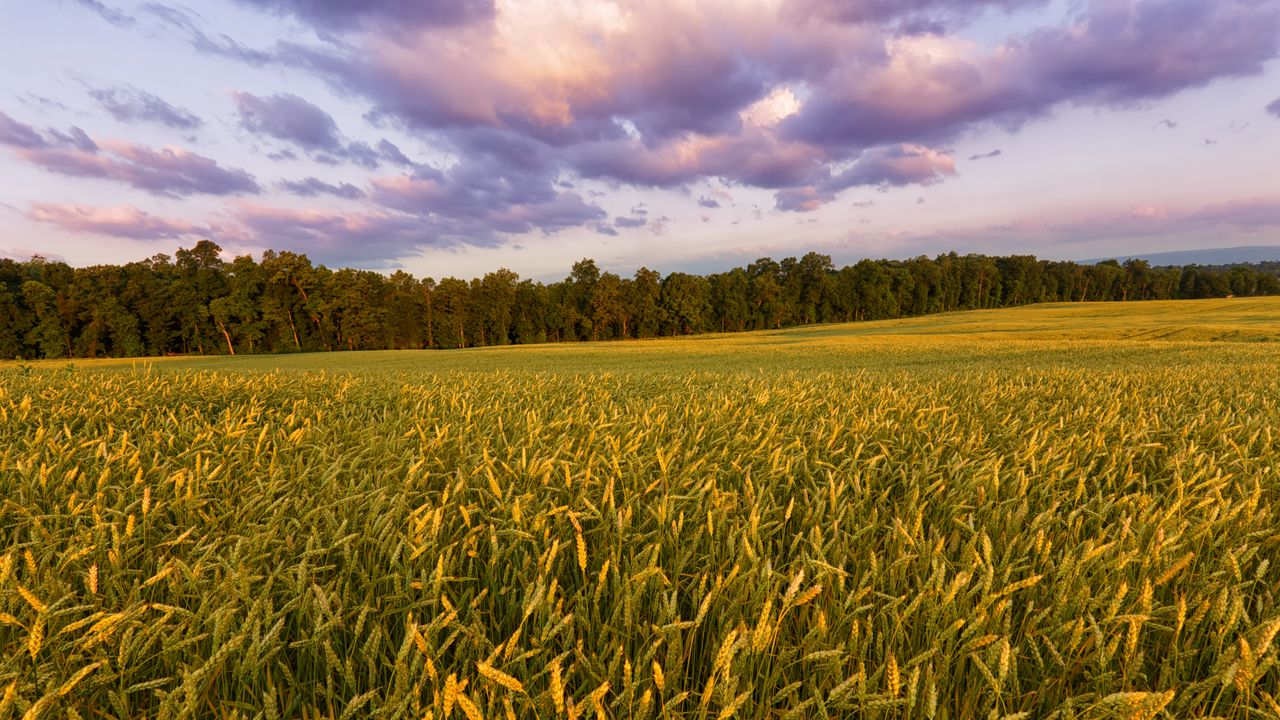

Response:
(2, 298), (1279, 719)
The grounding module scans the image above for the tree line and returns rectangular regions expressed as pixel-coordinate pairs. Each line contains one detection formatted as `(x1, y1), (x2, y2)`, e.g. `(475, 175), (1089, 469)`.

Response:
(3, 240), (1278, 359)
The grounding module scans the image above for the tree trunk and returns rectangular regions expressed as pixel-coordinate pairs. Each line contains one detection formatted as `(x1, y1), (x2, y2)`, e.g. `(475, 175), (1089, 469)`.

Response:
(217, 321), (235, 355)
(287, 309), (300, 349)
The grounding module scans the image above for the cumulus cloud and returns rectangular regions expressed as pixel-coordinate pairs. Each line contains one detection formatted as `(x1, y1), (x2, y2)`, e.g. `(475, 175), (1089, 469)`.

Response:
(27, 202), (203, 239)
(90, 84), (203, 130)
(239, 0), (1277, 219)
(0, 111), (259, 197)
(29, 0), (1280, 263)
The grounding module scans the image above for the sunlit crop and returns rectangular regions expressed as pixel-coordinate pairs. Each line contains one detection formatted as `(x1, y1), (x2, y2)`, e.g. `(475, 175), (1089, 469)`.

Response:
(2, 299), (1278, 719)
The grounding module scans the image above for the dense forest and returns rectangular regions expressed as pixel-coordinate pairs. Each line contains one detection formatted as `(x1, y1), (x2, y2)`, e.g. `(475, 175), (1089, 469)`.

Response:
(2, 240), (1279, 359)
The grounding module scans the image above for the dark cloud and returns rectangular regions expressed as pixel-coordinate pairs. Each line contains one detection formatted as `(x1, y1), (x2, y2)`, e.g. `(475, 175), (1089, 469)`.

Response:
(1151, 119), (1177, 130)
(968, 148), (1003, 160)
(278, 177), (366, 199)
(90, 85), (203, 130)
(1268, 98), (1280, 118)
(0, 111), (260, 197)
(698, 196), (721, 209)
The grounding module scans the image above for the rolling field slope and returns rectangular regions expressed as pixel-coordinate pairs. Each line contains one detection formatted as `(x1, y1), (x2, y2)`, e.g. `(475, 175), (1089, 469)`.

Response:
(1, 298), (1278, 718)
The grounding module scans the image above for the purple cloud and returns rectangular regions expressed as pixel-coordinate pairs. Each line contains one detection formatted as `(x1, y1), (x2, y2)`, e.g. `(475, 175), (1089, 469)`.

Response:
(45, 0), (1278, 264)
(278, 177), (365, 199)
(90, 85), (203, 130)
(233, 91), (343, 151)
(0, 113), (50, 149)
(1268, 98), (1280, 118)
(231, 0), (493, 31)
(0, 111), (259, 197)
(232, 91), (412, 168)
(969, 149), (1003, 160)
(614, 215), (648, 229)
(156, 0), (1279, 226)
(789, 0), (1048, 26)
(830, 144), (956, 190)
(783, 0), (1279, 148)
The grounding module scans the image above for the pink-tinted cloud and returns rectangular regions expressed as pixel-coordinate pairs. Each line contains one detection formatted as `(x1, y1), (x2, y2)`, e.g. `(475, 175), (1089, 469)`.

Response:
(47, 0), (1280, 265)
(0, 111), (259, 197)
(27, 202), (203, 239)
(249, 0), (1275, 219)
(831, 144), (956, 190)
(785, 0), (1278, 148)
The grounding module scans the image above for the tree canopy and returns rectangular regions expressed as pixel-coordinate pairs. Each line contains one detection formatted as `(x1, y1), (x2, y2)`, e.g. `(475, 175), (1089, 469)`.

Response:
(2, 242), (1278, 359)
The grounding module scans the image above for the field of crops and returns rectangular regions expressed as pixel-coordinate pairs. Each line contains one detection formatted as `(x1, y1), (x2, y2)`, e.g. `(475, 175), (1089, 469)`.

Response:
(2, 298), (1279, 719)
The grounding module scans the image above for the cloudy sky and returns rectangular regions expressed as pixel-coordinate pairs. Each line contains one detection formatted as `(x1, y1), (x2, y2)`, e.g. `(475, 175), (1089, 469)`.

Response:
(2, 0), (1278, 279)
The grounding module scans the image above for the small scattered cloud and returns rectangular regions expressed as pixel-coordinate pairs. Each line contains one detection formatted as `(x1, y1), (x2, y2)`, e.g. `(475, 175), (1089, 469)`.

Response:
(278, 177), (365, 199)
(1151, 119), (1178, 130)
(697, 196), (721, 209)
(1268, 98), (1280, 118)
(73, 0), (135, 27)
(614, 215), (647, 228)
(90, 84), (203, 131)
(968, 149), (1003, 161)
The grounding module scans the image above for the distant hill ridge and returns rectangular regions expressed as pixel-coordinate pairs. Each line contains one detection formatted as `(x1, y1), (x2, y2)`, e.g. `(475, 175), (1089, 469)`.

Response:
(1083, 245), (1280, 266)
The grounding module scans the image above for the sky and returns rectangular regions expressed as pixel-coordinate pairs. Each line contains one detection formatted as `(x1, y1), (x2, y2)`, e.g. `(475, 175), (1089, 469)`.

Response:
(1, 0), (1279, 280)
